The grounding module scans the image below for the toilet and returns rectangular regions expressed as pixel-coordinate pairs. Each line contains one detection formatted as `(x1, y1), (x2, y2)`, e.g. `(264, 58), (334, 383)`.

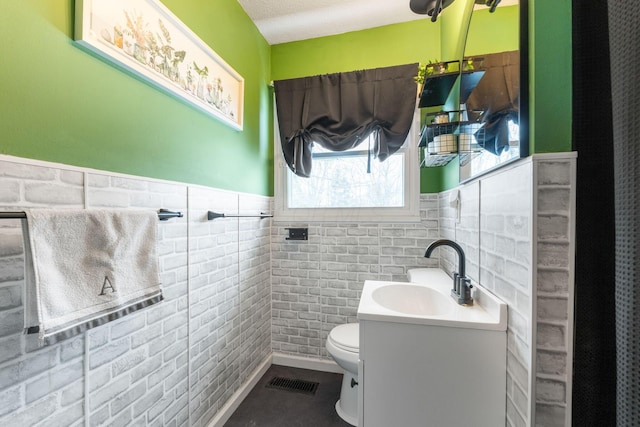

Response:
(326, 323), (360, 426)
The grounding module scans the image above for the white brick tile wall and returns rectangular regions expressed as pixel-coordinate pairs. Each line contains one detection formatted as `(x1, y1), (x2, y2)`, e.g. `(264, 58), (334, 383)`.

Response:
(533, 158), (575, 427)
(0, 160), (90, 427)
(188, 186), (241, 427)
(0, 386), (21, 417)
(0, 182), (20, 203)
(0, 154), (575, 427)
(86, 173), (189, 426)
(272, 194), (440, 360)
(25, 359), (84, 403)
(1, 394), (58, 426)
(238, 195), (271, 385)
(0, 162), (58, 180)
(0, 157), (272, 427)
(476, 162), (534, 426)
(267, 156), (571, 427)
(442, 157), (575, 427)
(441, 159), (573, 427)
(24, 182), (84, 205)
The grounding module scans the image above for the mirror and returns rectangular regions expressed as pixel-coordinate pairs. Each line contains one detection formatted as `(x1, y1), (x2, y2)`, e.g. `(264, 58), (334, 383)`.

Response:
(415, 0), (524, 282)
(417, 0), (525, 181)
(458, 0), (525, 182)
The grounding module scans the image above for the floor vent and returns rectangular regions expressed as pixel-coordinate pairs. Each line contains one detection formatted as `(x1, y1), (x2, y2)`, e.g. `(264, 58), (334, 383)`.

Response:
(266, 376), (319, 395)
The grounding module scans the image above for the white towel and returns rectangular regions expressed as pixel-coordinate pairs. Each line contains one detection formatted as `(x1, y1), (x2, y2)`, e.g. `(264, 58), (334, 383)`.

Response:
(22, 209), (162, 344)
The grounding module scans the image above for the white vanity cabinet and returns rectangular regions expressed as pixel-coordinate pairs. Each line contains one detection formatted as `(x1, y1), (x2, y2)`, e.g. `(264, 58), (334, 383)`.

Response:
(357, 275), (507, 427)
(359, 320), (506, 427)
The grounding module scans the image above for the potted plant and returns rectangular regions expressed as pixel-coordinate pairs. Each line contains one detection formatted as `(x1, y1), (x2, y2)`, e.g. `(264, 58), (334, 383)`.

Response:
(414, 59), (449, 84)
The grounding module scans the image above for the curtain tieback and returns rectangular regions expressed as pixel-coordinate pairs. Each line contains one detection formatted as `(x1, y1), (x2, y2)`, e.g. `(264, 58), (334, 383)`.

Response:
(287, 129), (308, 174)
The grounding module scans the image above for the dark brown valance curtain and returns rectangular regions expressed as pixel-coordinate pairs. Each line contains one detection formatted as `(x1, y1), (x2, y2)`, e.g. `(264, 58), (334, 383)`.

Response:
(273, 63), (419, 177)
(466, 51), (519, 155)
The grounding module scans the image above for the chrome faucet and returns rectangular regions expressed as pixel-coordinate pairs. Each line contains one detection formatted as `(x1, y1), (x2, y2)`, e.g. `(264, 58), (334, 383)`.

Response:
(424, 239), (473, 305)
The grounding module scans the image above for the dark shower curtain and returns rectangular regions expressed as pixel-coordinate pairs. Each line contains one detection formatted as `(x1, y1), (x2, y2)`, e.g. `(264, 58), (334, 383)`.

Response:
(572, 0), (616, 425)
(608, 0), (640, 425)
(574, 1), (640, 425)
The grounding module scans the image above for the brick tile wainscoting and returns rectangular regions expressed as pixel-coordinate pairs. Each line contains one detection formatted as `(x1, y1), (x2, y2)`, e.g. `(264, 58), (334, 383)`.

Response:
(533, 158), (576, 426)
(271, 196), (440, 360)
(0, 153), (575, 427)
(0, 157), (271, 427)
(437, 154), (576, 427)
(271, 154), (576, 427)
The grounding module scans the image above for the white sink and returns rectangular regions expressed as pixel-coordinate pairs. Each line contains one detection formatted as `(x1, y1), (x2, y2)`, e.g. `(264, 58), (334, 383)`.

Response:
(371, 284), (452, 316)
(358, 269), (508, 427)
(357, 268), (507, 331)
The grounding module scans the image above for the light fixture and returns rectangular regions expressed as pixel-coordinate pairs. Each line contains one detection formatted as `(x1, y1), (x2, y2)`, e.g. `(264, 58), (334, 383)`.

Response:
(410, 0), (501, 22)
(410, 0), (456, 22)
(475, 0), (502, 13)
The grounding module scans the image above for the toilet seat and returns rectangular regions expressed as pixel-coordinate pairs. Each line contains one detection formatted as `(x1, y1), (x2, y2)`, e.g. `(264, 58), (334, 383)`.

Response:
(328, 323), (359, 353)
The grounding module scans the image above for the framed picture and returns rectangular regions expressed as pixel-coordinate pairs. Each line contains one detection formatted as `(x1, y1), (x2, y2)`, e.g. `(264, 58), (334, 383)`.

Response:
(75, 0), (244, 130)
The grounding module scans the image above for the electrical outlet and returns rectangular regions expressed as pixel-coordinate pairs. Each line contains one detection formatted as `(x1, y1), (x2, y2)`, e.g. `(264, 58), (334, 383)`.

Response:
(286, 228), (308, 241)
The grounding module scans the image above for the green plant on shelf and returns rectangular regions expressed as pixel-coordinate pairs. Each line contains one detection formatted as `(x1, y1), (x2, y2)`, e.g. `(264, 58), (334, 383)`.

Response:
(414, 60), (449, 84)
(463, 59), (475, 71)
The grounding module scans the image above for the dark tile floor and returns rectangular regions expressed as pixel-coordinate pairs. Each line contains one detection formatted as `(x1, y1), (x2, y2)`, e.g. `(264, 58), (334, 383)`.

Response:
(224, 365), (353, 427)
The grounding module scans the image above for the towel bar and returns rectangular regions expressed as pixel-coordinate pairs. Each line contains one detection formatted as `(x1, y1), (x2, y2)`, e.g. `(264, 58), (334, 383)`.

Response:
(0, 209), (183, 221)
(207, 211), (273, 220)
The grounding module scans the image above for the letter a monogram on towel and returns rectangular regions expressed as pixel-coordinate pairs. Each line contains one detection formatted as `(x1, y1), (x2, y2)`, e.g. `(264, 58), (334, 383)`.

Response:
(22, 209), (163, 344)
(100, 275), (116, 295)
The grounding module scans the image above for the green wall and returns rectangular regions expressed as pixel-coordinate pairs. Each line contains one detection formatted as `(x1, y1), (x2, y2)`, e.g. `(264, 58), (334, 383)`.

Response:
(529, 0), (572, 153)
(271, 20), (441, 80)
(0, 1), (572, 197)
(271, 19), (444, 193)
(271, 5), (521, 193)
(466, 6), (519, 56)
(440, 0), (475, 62)
(0, 0), (273, 196)
(270, 2), (573, 192)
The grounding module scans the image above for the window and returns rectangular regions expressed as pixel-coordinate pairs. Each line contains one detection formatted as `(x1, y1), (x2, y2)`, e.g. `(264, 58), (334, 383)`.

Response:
(274, 112), (420, 222)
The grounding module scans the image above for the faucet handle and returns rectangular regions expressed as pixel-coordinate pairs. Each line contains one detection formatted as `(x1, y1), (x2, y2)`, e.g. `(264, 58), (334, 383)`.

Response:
(460, 277), (474, 305)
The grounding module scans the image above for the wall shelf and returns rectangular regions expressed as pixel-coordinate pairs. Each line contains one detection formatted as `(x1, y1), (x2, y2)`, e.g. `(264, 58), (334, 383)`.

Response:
(418, 113), (485, 168)
(417, 56), (488, 169)
(459, 70), (486, 104)
(416, 59), (487, 168)
(418, 72), (460, 108)
(418, 119), (484, 147)
(417, 68), (485, 108)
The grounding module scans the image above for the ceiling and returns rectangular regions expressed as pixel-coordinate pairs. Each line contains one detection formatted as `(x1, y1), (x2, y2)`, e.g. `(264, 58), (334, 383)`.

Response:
(237, 0), (519, 45)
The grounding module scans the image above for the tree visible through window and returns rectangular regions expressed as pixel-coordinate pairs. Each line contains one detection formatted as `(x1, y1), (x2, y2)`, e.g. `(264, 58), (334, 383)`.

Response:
(274, 114), (420, 222)
(288, 134), (405, 209)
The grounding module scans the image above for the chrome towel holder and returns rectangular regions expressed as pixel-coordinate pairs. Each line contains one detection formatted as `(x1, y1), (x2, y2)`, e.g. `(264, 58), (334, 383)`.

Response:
(0, 209), (183, 221)
(207, 211), (273, 221)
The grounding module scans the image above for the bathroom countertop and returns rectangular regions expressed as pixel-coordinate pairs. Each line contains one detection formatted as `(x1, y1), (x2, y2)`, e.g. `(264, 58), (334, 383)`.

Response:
(357, 268), (507, 331)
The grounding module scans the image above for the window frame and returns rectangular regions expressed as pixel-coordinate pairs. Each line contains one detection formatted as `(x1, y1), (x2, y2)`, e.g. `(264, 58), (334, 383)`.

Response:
(273, 109), (421, 223)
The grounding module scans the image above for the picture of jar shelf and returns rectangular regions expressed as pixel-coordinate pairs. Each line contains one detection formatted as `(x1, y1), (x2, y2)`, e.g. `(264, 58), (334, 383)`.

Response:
(76, 0), (244, 130)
